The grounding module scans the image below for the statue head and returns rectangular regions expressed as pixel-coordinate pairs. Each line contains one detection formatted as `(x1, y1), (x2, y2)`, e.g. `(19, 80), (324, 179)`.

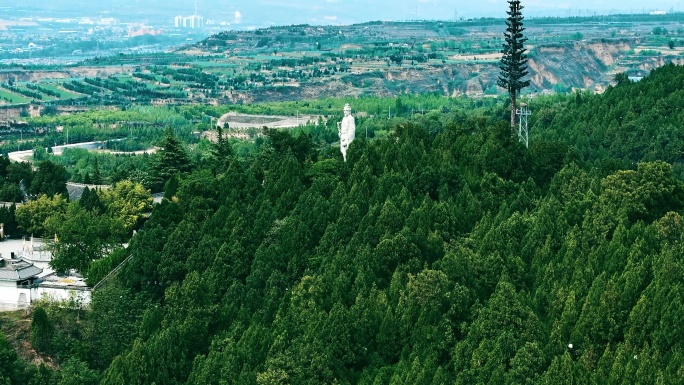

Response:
(343, 103), (351, 116)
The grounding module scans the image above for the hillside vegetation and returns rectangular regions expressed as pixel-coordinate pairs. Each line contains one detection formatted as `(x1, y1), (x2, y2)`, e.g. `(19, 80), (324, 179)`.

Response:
(1, 17), (683, 114)
(3, 65), (684, 385)
(532, 63), (684, 175)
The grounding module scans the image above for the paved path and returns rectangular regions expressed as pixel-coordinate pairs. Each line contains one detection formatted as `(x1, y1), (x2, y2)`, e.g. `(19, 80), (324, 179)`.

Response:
(8, 141), (103, 163)
(7, 139), (150, 163)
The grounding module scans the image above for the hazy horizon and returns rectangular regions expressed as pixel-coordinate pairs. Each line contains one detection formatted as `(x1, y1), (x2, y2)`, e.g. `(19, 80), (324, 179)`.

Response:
(3, 0), (683, 29)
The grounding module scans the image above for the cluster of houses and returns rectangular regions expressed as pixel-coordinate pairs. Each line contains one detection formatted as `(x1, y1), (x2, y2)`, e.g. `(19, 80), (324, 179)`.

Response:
(0, 238), (91, 310)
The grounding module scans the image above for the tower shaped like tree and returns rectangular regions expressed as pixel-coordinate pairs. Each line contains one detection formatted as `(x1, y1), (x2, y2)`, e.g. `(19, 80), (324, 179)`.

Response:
(498, 0), (530, 130)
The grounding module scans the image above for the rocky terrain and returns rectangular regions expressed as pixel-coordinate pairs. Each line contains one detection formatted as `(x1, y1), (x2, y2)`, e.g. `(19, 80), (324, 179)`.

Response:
(209, 39), (683, 105)
(181, 19), (684, 101)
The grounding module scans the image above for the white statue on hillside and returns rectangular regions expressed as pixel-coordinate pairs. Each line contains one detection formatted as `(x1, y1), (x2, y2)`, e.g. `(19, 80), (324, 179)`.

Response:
(337, 103), (356, 161)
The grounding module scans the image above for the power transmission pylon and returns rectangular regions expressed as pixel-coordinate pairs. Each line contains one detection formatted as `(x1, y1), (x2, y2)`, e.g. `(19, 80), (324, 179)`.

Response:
(516, 103), (531, 148)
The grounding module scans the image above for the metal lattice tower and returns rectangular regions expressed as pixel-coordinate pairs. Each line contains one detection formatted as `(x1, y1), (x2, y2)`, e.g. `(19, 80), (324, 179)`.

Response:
(516, 103), (531, 148)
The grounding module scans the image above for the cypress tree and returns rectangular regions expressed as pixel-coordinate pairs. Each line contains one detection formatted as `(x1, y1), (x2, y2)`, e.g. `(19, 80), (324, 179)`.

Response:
(92, 157), (103, 185)
(30, 307), (53, 353)
(211, 124), (233, 173)
(150, 127), (192, 192)
(498, 0), (530, 131)
(79, 187), (105, 213)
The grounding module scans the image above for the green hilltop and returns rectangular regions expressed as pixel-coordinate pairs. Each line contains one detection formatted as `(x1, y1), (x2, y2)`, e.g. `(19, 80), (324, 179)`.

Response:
(3, 64), (684, 385)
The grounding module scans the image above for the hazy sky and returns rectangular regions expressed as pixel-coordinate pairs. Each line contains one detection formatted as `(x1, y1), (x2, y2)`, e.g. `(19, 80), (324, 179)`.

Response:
(217, 0), (682, 28)
(286, 0), (681, 18)
(6, 0), (683, 28)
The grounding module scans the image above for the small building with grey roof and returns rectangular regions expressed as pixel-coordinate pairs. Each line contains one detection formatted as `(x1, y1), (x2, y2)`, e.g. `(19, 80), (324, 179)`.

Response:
(0, 239), (92, 309)
(0, 256), (42, 309)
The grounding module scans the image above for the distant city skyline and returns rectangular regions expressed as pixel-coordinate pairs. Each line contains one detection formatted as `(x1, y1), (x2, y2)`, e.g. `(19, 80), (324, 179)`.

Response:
(2, 0), (682, 29)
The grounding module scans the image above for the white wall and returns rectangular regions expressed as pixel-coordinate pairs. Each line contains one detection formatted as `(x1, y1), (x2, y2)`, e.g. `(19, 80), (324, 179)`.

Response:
(31, 287), (91, 306)
(0, 284), (29, 309)
(0, 282), (92, 308)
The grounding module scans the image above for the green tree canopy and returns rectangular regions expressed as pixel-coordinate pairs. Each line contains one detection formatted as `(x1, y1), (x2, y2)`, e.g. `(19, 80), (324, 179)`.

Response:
(15, 194), (68, 236)
(47, 202), (126, 274)
(99, 180), (153, 232)
(30, 161), (68, 198)
(150, 127), (193, 192)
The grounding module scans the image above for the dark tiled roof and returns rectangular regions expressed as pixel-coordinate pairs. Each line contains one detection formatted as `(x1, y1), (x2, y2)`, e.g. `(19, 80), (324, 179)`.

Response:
(67, 184), (86, 202)
(0, 259), (43, 281)
(66, 182), (111, 201)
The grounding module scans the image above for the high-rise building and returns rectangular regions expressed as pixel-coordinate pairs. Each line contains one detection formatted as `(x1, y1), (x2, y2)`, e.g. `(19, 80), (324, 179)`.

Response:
(189, 15), (204, 29)
(175, 15), (204, 29)
(174, 1), (204, 29)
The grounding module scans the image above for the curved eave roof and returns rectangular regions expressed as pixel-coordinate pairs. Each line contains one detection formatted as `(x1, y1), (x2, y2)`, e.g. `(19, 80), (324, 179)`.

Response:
(0, 265), (43, 281)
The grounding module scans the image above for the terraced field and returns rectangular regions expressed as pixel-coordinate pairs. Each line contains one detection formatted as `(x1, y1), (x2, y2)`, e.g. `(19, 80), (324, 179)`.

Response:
(0, 17), (681, 113)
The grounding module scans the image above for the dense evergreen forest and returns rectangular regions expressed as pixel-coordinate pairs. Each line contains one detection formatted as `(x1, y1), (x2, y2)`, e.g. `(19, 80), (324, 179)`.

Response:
(2, 64), (684, 385)
(531, 63), (684, 177)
